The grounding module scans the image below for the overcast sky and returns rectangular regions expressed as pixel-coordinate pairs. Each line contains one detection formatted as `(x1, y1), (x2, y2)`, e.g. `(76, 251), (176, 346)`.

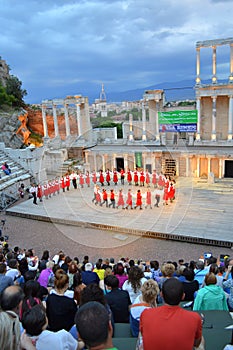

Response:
(1, 0), (233, 103)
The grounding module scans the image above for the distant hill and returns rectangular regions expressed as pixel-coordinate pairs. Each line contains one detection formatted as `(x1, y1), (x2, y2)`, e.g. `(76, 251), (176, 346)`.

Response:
(91, 78), (229, 103)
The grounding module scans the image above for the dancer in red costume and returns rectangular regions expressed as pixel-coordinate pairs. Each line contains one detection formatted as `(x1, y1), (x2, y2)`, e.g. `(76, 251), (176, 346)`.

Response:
(92, 171), (97, 184)
(140, 171), (145, 187)
(134, 189), (142, 209)
(113, 169), (118, 186)
(125, 189), (133, 209)
(106, 169), (111, 186)
(133, 169), (139, 186)
(152, 170), (157, 188)
(99, 170), (104, 186)
(37, 184), (43, 202)
(145, 169), (150, 187)
(85, 171), (90, 187)
(79, 173), (84, 188)
(60, 176), (65, 193)
(145, 188), (152, 209)
(127, 169), (132, 185)
(116, 189), (124, 209)
(66, 174), (70, 191)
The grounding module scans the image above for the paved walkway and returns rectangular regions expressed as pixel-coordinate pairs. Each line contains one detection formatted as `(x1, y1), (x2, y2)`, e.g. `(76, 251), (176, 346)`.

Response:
(6, 178), (233, 246)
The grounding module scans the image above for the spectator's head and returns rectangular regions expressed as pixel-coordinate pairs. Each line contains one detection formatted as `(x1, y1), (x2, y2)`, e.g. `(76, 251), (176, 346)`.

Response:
(80, 283), (106, 307)
(205, 273), (217, 286)
(114, 262), (124, 276)
(85, 263), (93, 272)
(68, 261), (78, 274)
(0, 285), (24, 314)
(22, 304), (47, 336)
(196, 261), (204, 270)
(75, 301), (113, 349)
(182, 268), (195, 282)
(54, 269), (69, 290)
(162, 278), (184, 306)
(23, 270), (36, 282)
(150, 260), (159, 270)
(46, 260), (54, 270)
(209, 263), (219, 275)
(104, 275), (119, 289)
(0, 262), (7, 274)
(0, 311), (21, 350)
(141, 279), (159, 307)
(73, 270), (83, 287)
(161, 263), (175, 278)
(128, 265), (145, 293)
(41, 250), (49, 261)
(8, 259), (18, 269)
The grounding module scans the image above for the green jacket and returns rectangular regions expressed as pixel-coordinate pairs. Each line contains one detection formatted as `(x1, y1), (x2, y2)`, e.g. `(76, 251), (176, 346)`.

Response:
(193, 284), (228, 311)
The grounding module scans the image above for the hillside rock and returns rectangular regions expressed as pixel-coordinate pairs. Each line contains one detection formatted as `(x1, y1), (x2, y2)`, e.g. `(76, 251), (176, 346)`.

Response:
(0, 110), (25, 148)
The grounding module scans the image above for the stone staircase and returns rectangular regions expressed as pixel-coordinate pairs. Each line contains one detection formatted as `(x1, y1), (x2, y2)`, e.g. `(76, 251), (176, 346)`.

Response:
(0, 150), (32, 210)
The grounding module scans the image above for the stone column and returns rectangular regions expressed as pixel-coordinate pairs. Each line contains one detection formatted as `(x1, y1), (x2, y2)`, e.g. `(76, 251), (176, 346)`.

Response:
(112, 154), (115, 170)
(228, 95), (233, 140)
(229, 44), (233, 83)
(211, 96), (217, 141)
(196, 157), (200, 178)
(52, 104), (59, 138)
(196, 47), (201, 84)
(219, 158), (222, 178)
(129, 113), (134, 141)
(102, 155), (105, 172)
(42, 104), (48, 138)
(155, 100), (160, 141)
(142, 102), (147, 141)
(64, 104), (71, 137)
(124, 154), (128, 170)
(85, 152), (89, 164)
(212, 46), (217, 83)
(207, 156), (211, 174)
(196, 97), (201, 141)
(186, 156), (189, 177)
(142, 153), (146, 172)
(76, 104), (82, 136)
(94, 153), (97, 172)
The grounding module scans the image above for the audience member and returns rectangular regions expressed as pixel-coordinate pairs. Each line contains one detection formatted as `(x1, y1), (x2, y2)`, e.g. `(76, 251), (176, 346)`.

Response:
(140, 278), (202, 350)
(0, 262), (14, 293)
(81, 262), (100, 286)
(22, 304), (78, 350)
(37, 260), (54, 288)
(223, 264), (233, 311)
(182, 267), (199, 301)
(130, 279), (159, 337)
(75, 301), (115, 350)
(193, 272), (228, 311)
(113, 262), (128, 288)
(104, 274), (131, 323)
(122, 265), (147, 303)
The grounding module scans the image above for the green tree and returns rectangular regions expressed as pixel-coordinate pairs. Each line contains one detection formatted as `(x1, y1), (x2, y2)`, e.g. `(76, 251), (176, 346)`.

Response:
(0, 83), (16, 107)
(6, 75), (27, 107)
(95, 121), (123, 138)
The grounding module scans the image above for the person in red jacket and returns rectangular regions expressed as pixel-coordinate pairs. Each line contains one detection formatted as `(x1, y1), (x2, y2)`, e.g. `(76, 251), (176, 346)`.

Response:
(109, 189), (115, 208)
(134, 190), (142, 210)
(101, 189), (108, 207)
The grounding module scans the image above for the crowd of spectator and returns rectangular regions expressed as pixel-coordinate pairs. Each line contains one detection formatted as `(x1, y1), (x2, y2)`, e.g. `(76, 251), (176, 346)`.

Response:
(0, 240), (233, 349)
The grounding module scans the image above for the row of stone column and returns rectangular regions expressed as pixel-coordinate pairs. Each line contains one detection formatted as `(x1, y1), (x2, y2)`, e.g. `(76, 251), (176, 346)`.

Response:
(42, 103), (81, 139)
(196, 41), (233, 84)
(196, 96), (233, 141)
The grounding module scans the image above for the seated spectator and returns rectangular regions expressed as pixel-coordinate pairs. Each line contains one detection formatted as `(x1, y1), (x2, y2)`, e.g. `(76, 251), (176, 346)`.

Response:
(61, 255), (72, 273)
(93, 260), (105, 281)
(73, 269), (86, 304)
(0, 285), (24, 316)
(38, 250), (50, 273)
(0, 262), (14, 293)
(67, 261), (78, 290)
(130, 279), (159, 337)
(37, 261), (54, 289)
(2, 162), (11, 175)
(113, 262), (128, 288)
(194, 260), (209, 287)
(81, 262), (100, 286)
(140, 278), (202, 350)
(46, 269), (77, 332)
(223, 265), (233, 311)
(0, 310), (21, 350)
(122, 265), (147, 303)
(49, 268), (73, 298)
(150, 260), (161, 282)
(22, 304), (77, 350)
(20, 280), (42, 320)
(104, 275), (131, 323)
(6, 258), (20, 281)
(193, 272), (228, 311)
(182, 268), (199, 301)
(75, 301), (114, 350)
(99, 266), (112, 292)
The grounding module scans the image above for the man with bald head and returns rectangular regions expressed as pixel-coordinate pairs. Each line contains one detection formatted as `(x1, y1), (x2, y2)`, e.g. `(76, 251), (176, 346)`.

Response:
(0, 285), (24, 315)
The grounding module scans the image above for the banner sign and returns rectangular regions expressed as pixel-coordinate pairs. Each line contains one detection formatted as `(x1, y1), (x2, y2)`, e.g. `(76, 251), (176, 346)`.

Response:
(158, 110), (197, 132)
(135, 152), (142, 168)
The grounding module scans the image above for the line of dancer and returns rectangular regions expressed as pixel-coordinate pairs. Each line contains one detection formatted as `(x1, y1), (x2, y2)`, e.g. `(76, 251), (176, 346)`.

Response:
(92, 181), (176, 209)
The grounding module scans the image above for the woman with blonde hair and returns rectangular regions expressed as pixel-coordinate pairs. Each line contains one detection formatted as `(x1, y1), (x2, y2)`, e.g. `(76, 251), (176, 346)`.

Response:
(130, 279), (159, 337)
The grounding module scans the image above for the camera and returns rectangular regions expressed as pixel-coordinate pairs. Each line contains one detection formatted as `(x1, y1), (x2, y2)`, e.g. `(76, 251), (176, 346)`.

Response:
(204, 252), (212, 260)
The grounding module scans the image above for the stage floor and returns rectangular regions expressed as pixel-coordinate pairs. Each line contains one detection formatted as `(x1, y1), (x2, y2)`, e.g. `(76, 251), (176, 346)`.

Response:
(6, 178), (233, 247)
